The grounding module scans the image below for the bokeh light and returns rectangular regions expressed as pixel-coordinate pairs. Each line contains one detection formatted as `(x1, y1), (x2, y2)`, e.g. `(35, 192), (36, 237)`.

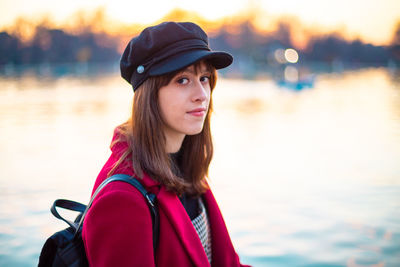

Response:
(284, 48), (299, 63)
(274, 49), (286, 64)
(284, 65), (299, 82)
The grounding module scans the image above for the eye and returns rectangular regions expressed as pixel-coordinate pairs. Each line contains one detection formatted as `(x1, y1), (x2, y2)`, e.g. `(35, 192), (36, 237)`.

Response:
(200, 76), (210, 83)
(177, 77), (189, 85)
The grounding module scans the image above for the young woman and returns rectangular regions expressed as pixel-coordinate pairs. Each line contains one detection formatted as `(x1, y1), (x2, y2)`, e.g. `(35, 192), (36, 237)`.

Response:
(82, 21), (250, 267)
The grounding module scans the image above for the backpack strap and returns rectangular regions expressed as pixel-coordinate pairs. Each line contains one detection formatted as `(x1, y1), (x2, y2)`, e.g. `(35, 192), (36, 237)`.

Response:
(51, 174), (159, 252)
(50, 199), (86, 229)
(76, 174), (159, 249)
(79, 174), (159, 248)
(112, 174), (159, 250)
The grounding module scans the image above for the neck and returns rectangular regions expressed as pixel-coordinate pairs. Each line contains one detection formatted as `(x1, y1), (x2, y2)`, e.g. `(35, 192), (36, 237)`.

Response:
(164, 130), (185, 153)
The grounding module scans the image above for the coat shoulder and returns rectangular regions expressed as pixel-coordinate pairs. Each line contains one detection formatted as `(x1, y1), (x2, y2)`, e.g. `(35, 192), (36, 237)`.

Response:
(82, 181), (155, 266)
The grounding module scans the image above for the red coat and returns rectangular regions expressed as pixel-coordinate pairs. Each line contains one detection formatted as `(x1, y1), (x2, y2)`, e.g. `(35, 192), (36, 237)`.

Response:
(82, 130), (250, 267)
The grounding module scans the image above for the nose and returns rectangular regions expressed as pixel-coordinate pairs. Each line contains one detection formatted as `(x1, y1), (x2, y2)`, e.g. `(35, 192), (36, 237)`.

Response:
(192, 80), (209, 103)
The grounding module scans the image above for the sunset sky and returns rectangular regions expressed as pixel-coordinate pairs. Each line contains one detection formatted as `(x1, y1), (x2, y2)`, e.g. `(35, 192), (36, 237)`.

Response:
(1, 0), (399, 45)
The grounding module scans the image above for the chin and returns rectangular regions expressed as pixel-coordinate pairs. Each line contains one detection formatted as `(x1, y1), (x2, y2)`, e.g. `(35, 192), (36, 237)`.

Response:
(184, 125), (205, 136)
(185, 130), (203, 136)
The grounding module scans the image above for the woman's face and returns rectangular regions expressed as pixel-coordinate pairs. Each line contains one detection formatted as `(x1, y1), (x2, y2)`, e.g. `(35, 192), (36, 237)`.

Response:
(158, 61), (212, 142)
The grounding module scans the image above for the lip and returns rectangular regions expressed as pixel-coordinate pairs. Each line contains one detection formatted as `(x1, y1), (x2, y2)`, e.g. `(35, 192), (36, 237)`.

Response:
(187, 107), (207, 117)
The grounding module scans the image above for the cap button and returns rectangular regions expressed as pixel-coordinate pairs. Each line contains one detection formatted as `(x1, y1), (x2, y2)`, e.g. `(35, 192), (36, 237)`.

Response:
(137, 65), (145, 74)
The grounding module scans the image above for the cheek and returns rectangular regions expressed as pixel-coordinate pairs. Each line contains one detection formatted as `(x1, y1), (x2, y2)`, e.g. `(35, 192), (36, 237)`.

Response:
(161, 103), (179, 124)
(158, 90), (182, 123)
(206, 89), (212, 107)
(159, 98), (172, 123)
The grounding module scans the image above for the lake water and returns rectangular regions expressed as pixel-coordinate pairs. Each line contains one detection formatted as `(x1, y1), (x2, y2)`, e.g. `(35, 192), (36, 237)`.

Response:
(0, 64), (399, 266)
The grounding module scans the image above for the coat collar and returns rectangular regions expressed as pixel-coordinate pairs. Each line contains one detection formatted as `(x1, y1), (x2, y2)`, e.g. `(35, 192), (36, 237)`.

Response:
(203, 189), (239, 267)
(156, 186), (210, 266)
(141, 173), (238, 267)
(140, 172), (161, 188)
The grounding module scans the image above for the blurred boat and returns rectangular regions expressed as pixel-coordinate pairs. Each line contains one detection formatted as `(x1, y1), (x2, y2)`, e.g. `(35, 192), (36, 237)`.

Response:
(276, 74), (315, 90)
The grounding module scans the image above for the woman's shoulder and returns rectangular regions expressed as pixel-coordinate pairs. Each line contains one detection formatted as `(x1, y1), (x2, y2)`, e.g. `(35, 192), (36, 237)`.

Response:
(90, 180), (151, 216)
(82, 178), (155, 266)
(83, 179), (153, 241)
(96, 179), (147, 196)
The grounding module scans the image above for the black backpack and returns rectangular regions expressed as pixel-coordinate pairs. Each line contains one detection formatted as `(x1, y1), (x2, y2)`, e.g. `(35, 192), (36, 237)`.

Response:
(38, 174), (159, 267)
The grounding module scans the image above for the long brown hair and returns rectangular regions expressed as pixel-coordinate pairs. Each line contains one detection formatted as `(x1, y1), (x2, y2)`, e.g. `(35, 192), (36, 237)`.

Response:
(109, 61), (217, 196)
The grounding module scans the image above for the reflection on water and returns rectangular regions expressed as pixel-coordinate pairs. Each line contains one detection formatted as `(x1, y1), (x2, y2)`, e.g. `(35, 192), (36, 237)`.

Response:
(0, 66), (399, 266)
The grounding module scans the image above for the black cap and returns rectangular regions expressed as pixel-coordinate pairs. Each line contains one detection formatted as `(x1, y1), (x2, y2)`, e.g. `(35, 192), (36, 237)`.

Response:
(120, 21), (233, 91)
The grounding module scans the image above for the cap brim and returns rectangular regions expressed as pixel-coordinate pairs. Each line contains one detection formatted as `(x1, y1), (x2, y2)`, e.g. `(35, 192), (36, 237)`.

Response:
(149, 50), (233, 76)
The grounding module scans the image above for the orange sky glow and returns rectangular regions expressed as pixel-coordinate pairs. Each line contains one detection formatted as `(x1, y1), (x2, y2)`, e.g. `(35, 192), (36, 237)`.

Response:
(1, 0), (399, 46)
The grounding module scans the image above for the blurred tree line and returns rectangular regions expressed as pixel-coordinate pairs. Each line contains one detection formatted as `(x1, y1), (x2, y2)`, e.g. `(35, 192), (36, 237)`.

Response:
(0, 17), (120, 65)
(210, 20), (400, 66)
(0, 9), (399, 66)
